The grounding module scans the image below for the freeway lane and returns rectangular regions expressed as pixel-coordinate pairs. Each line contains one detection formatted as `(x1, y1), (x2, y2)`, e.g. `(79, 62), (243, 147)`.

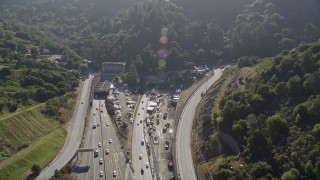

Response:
(100, 99), (129, 180)
(37, 75), (93, 180)
(74, 99), (129, 180)
(76, 99), (102, 180)
(131, 95), (152, 180)
(176, 69), (223, 180)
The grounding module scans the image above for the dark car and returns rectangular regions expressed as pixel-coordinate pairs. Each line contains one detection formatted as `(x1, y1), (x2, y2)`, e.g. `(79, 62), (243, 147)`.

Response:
(163, 113), (167, 120)
(141, 168), (144, 174)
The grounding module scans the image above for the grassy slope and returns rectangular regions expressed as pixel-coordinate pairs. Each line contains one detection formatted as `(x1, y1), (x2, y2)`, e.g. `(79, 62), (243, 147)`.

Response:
(0, 128), (66, 179)
(0, 89), (78, 178)
(0, 104), (59, 155)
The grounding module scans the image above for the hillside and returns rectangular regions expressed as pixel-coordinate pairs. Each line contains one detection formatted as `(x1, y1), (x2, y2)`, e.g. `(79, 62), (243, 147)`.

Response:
(193, 41), (320, 179)
(0, 19), (80, 179)
(1, 0), (319, 72)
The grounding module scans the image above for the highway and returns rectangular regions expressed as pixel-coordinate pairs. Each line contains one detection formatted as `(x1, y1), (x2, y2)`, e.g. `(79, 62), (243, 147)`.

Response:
(37, 75), (93, 180)
(131, 95), (152, 180)
(176, 68), (223, 180)
(74, 99), (130, 180)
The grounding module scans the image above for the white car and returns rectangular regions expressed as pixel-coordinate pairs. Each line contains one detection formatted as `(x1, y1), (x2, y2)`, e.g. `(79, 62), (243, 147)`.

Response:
(139, 154), (142, 160)
(146, 162), (149, 168)
(100, 170), (103, 177)
(99, 158), (103, 165)
(113, 170), (117, 177)
(105, 149), (109, 154)
(98, 142), (102, 147)
(109, 139), (112, 143)
(106, 122), (110, 126)
(97, 122), (100, 126)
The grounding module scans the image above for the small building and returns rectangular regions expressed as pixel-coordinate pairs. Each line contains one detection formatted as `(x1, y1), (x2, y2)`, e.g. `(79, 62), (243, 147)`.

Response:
(101, 62), (126, 74)
(101, 62), (126, 80)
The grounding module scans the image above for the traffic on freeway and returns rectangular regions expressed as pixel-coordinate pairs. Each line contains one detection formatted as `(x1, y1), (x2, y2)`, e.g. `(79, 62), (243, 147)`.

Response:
(73, 99), (129, 180)
(131, 95), (152, 180)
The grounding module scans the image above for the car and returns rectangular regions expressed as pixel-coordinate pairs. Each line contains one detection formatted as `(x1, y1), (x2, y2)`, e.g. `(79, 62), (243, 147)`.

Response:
(93, 112), (96, 116)
(105, 149), (109, 154)
(113, 170), (117, 177)
(138, 113), (140, 115)
(146, 162), (149, 168)
(142, 101), (144, 103)
(137, 122), (139, 126)
(94, 148), (99, 156)
(96, 107), (98, 110)
(99, 158), (103, 165)
(163, 112), (167, 120)
(141, 139), (145, 145)
(165, 141), (170, 149)
(109, 139), (112, 143)
(139, 154), (142, 160)
(141, 168), (144, 174)
(93, 124), (97, 129)
(106, 122), (110, 126)
(162, 126), (167, 133)
(81, 101), (83, 104)
(101, 110), (103, 112)
(99, 170), (103, 177)
(140, 119), (142, 123)
(142, 107), (144, 110)
(97, 122), (100, 127)
(98, 142), (102, 147)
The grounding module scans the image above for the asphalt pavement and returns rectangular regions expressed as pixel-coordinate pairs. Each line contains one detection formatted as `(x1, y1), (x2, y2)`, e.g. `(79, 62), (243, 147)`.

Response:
(73, 99), (130, 180)
(131, 95), (152, 180)
(37, 75), (93, 180)
(176, 69), (223, 180)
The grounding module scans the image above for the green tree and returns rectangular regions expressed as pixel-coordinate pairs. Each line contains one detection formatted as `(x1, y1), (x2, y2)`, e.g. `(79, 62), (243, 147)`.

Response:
(212, 168), (234, 180)
(281, 168), (300, 180)
(312, 123), (320, 137)
(250, 161), (272, 179)
(0, 67), (11, 78)
(31, 164), (41, 175)
(315, 160), (320, 179)
(287, 75), (301, 96)
(303, 72), (320, 94)
(267, 114), (288, 134)
(31, 47), (39, 60)
(305, 160), (314, 178)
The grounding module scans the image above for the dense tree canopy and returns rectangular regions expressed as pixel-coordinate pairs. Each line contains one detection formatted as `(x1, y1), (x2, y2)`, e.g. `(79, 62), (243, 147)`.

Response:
(216, 41), (320, 179)
(1, 0), (319, 73)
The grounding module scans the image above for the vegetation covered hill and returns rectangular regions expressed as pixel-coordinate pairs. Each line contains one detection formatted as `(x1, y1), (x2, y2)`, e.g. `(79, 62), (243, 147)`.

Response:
(193, 41), (320, 179)
(1, 0), (319, 72)
(0, 19), (80, 178)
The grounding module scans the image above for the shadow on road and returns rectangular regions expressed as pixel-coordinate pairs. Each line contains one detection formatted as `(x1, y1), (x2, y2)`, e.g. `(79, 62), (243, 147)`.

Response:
(71, 165), (90, 173)
(26, 173), (38, 180)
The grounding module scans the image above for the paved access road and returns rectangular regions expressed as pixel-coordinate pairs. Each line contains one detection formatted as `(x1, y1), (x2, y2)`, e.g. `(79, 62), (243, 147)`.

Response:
(37, 75), (93, 180)
(74, 99), (131, 180)
(131, 95), (152, 180)
(176, 69), (223, 180)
